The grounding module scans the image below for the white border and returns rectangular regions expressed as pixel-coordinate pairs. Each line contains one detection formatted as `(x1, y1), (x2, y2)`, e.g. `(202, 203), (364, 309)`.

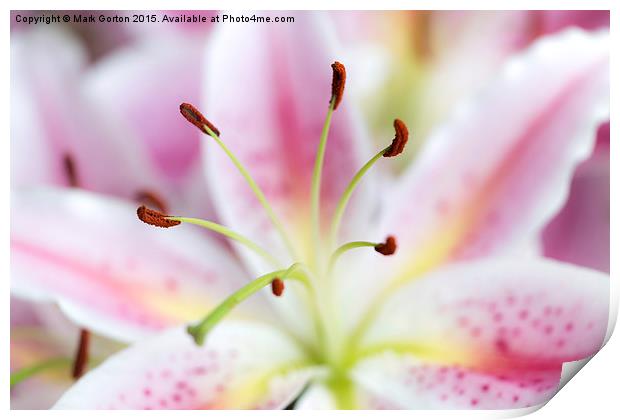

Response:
(2, 1), (617, 419)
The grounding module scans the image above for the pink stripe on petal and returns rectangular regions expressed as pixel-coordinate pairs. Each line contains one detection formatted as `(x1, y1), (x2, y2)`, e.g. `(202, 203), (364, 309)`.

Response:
(11, 188), (269, 342)
(379, 30), (609, 284)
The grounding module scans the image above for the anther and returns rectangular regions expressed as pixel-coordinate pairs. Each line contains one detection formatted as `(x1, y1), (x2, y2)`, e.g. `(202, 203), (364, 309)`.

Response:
(271, 278), (285, 297)
(179, 103), (220, 136)
(62, 154), (79, 187)
(375, 236), (397, 256)
(135, 190), (169, 214)
(330, 61), (346, 110)
(383, 119), (409, 157)
(71, 329), (90, 379)
(137, 205), (181, 228)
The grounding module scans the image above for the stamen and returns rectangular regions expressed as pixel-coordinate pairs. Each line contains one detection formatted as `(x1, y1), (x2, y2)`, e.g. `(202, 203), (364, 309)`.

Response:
(311, 63), (342, 267)
(166, 215), (281, 268)
(179, 103), (220, 136)
(374, 236), (397, 256)
(135, 190), (168, 214)
(328, 237), (397, 274)
(330, 61), (346, 110)
(187, 264), (306, 345)
(271, 277), (285, 296)
(71, 329), (90, 379)
(383, 119), (409, 157)
(329, 119), (410, 246)
(136, 205), (181, 228)
(179, 102), (298, 261)
(62, 154), (79, 187)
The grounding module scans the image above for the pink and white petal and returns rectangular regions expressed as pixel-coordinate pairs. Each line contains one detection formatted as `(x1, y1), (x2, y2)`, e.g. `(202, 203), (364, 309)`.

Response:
(84, 36), (203, 186)
(10, 27), (158, 199)
(294, 384), (338, 409)
(361, 259), (608, 367)
(204, 11), (374, 270)
(542, 121), (610, 272)
(352, 353), (561, 409)
(11, 27), (85, 187)
(11, 188), (271, 342)
(537, 10), (609, 34)
(378, 29), (609, 284)
(53, 322), (315, 409)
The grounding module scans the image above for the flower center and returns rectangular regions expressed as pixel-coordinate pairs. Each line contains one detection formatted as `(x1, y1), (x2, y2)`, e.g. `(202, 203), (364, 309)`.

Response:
(137, 62), (409, 370)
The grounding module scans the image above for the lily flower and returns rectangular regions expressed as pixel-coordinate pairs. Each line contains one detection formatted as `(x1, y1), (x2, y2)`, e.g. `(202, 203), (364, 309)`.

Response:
(10, 24), (216, 408)
(11, 15), (609, 409)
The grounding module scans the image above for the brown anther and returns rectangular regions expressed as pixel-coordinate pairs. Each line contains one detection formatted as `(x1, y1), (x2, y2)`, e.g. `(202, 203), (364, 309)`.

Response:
(330, 61), (346, 110)
(180, 103), (220, 136)
(383, 119), (409, 157)
(135, 190), (169, 214)
(375, 236), (397, 256)
(72, 329), (90, 379)
(62, 154), (79, 187)
(137, 205), (181, 228)
(271, 278), (285, 297)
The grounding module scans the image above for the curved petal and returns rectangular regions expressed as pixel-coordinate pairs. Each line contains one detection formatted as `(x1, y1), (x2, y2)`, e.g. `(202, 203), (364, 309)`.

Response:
(378, 29), (609, 285)
(10, 27), (157, 199)
(11, 188), (271, 342)
(11, 27), (85, 187)
(204, 11), (374, 270)
(84, 36), (203, 186)
(542, 121), (610, 272)
(361, 259), (608, 367)
(54, 322), (314, 409)
(352, 353), (561, 409)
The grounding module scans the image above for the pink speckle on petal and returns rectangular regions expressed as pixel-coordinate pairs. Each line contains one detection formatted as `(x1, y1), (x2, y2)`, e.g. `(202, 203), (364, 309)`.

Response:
(143, 388), (152, 397)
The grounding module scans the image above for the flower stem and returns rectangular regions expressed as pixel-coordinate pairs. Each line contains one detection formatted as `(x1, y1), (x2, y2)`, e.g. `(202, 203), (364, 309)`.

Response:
(167, 216), (280, 268)
(329, 147), (388, 247)
(310, 100), (336, 269)
(202, 125), (299, 261)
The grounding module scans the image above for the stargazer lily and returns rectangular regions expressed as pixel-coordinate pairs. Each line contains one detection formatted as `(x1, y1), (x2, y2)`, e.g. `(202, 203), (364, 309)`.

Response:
(11, 15), (609, 409)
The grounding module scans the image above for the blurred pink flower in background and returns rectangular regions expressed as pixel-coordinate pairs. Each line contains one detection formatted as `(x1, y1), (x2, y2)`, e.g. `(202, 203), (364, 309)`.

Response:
(10, 14), (216, 408)
(10, 10), (610, 410)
